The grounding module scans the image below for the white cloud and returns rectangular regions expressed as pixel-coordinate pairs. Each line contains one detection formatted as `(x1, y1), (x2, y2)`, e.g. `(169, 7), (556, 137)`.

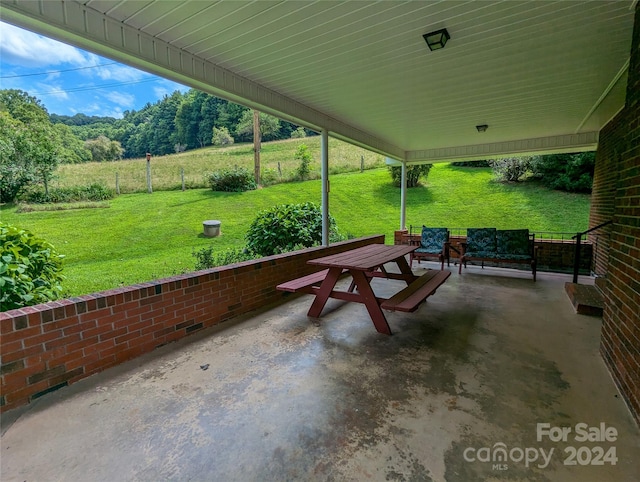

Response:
(153, 86), (172, 99)
(104, 91), (136, 108)
(34, 81), (69, 101)
(0, 22), (89, 67)
(153, 80), (189, 99)
(81, 103), (102, 114)
(90, 59), (146, 83)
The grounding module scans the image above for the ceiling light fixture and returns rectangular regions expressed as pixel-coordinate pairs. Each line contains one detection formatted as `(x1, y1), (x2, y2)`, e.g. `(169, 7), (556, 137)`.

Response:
(476, 124), (488, 133)
(423, 28), (450, 51)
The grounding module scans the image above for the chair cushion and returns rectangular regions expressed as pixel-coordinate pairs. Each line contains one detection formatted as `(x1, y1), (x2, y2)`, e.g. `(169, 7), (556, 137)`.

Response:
(466, 228), (496, 254)
(419, 227), (448, 253)
(496, 229), (530, 257)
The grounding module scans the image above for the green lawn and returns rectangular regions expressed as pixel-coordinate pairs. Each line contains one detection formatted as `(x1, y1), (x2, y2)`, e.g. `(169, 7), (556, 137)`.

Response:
(0, 164), (590, 297)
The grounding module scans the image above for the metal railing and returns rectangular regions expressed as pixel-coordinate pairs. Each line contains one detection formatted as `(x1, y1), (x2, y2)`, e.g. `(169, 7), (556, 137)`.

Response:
(571, 220), (613, 283)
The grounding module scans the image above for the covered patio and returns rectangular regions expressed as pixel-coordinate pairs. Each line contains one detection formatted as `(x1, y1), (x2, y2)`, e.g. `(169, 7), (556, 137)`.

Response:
(2, 265), (639, 481)
(1, 2), (639, 480)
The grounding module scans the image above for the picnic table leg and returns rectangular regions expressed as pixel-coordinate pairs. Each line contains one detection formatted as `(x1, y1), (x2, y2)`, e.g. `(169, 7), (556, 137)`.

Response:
(307, 267), (343, 318)
(395, 255), (418, 285)
(350, 270), (392, 335)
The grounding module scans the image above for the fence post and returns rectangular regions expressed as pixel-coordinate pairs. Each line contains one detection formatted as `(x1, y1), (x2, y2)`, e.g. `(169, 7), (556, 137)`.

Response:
(146, 152), (153, 194)
(115, 171), (120, 195)
(181, 167), (185, 191)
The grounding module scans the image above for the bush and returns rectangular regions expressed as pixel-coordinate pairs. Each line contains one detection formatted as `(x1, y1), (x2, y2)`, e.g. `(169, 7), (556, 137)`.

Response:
(84, 136), (124, 162)
(192, 246), (256, 270)
(388, 164), (432, 187)
(211, 126), (235, 146)
(295, 144), (312, 180)
(490, 157), (533, 182)
(0, 223), (65, 311)
(207, 166), (257, 192)
(245, 202), (340, 256)
(18, 183), (115, 203)
(290, 127), (307, 139)
(531, 152), (595, 193)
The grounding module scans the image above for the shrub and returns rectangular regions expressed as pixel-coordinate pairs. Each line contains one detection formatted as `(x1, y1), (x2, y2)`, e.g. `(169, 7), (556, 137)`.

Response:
(295, 144), (312, 180)
(0, 223), (65, 311)
(489, 157), (533, 182)
(531, 152), (595, 193)
(84, 136), (124, 162)
(211, 126), (235, 146)
(245, 202), (340, 256)
(290, 127), (307, 139)
(18, 183), (115, 203)
(192, 246), (256, 270)
(207, 166), (256, 192)
(388, 164), (432, 187)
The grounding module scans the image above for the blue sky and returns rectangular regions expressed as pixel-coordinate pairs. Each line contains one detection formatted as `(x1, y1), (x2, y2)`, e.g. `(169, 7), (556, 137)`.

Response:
(0, 21), (189, 118)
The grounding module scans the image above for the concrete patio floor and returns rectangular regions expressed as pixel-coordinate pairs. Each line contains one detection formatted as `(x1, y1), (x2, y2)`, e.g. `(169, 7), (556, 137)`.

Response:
(2, 264), (639, 482)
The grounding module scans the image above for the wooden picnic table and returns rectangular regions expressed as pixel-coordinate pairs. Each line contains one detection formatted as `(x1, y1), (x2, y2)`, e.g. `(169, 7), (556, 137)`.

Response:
(277, 243), (450, 335)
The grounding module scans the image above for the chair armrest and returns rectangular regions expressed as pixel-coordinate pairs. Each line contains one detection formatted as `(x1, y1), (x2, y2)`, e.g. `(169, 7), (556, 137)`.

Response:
(401, 234), (417, 246)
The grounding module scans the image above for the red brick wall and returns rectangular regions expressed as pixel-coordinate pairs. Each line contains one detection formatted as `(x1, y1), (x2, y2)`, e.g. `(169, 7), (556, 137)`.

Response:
(594, 3), (640, 426)
(0, 235), (384, 412)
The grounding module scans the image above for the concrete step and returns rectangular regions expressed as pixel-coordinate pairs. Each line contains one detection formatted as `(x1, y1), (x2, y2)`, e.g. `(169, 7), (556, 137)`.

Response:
(564, 282), (604, 317)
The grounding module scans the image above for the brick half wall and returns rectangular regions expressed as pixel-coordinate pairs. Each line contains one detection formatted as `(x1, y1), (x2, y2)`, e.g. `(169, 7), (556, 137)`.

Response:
(0, 235), (385, 412)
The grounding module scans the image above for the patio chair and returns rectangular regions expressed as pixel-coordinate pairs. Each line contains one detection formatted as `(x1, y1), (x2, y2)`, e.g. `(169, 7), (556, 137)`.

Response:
(409, 226), (450, 270)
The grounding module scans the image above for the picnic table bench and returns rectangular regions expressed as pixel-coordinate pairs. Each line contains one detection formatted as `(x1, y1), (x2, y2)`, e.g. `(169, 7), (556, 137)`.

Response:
(380, 269), (450, 312)
(276, 269), (348, 294)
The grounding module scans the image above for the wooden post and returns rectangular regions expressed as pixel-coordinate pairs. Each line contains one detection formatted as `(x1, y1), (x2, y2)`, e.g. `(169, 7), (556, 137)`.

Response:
(253, 110), (261, 186)
(115, 171), (120, 195)
(361, 155), (364, 172)
(181, 167), (185, 191)
(146, 152), (152, 194)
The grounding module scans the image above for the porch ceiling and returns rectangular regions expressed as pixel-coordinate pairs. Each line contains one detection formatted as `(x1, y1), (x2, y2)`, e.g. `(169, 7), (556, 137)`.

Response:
(0, 0), (635, 162)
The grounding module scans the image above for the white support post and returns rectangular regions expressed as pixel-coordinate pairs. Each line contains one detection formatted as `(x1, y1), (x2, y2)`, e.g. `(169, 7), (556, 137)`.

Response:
(321, 129), (330, 246)
(400, 161), (407, 230)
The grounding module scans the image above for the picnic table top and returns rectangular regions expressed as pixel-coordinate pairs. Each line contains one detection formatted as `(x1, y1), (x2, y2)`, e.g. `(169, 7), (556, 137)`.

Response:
(308, 244), (416, 271)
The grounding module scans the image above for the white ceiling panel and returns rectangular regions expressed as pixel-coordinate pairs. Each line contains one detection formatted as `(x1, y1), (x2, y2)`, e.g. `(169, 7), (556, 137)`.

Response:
(0, 0), (635, 162)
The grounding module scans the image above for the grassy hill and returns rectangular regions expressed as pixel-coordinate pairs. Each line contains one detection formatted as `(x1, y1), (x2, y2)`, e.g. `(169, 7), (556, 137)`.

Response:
(53, 136), (386, 193)
(1, 139), (591, 297)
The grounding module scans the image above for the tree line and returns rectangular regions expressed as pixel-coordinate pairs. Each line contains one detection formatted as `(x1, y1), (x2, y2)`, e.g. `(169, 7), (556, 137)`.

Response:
(49, 89), (310, 160)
